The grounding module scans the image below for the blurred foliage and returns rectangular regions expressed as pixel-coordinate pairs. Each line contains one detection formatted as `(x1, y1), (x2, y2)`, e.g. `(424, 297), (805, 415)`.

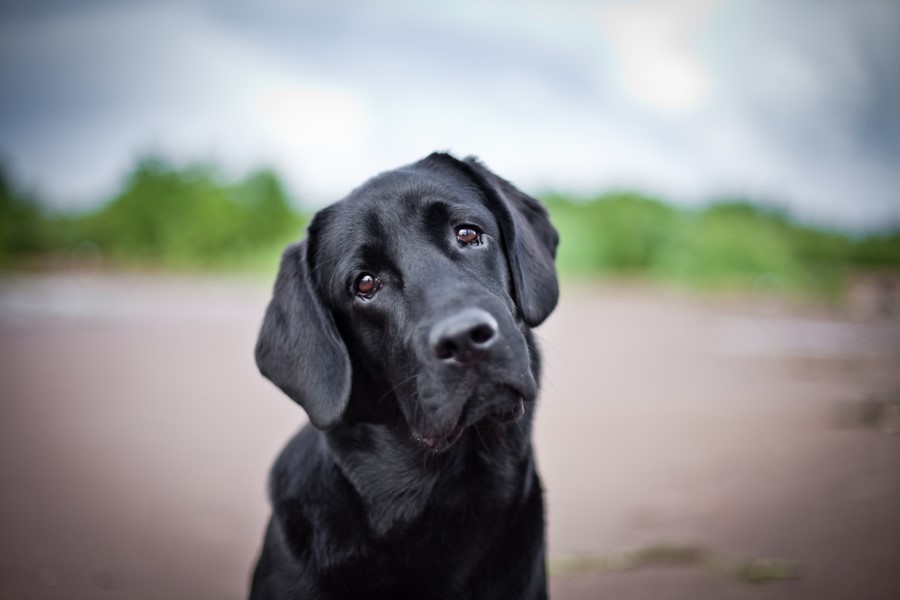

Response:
(544, 193), (899, 298)
(1, 159), (898, 297)
(2, 158), (306, 272)
(0, 167), (52, 267)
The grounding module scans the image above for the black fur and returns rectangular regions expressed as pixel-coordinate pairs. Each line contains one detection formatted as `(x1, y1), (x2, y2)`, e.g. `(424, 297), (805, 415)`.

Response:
(251, 153), (559, 599)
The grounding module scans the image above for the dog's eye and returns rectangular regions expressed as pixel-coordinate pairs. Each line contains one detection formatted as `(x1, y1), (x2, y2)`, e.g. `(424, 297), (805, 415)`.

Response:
(456, 227), (482, 246)
(354, 273), (382, 300)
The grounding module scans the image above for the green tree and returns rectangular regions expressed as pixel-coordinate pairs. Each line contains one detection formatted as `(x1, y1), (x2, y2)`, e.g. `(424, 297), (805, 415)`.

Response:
(0, 165), (47, 265)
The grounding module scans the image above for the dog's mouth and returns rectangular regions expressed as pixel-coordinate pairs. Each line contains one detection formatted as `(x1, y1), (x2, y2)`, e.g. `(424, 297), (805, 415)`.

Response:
(414, 424), (466, 453)
(486, 397), (526, 424)
(414, 397), (526, 453)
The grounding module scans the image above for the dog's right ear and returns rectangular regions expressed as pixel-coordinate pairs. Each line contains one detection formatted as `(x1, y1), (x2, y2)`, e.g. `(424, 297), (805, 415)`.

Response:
(457, 157), (559, 327)
(255, 241), (351, 430)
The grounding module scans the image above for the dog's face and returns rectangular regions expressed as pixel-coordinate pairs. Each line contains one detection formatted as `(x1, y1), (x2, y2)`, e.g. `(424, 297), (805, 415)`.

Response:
(256, 154), (558, 452)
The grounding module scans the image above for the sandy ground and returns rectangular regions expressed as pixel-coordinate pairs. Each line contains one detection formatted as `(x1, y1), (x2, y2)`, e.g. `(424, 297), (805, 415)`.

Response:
(0, 273), (898, 600)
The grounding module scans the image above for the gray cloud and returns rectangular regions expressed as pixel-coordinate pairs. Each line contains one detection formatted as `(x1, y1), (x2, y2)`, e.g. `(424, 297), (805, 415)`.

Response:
(0, 0), (897, 230)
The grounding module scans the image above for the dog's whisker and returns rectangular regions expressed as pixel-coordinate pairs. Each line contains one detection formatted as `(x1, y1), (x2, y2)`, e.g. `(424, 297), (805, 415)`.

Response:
(308, 254), (343, 276)
(534, 331), (565, 362)
(473, 423), (489, 450)
(514, 415), (527, 439)
(543, 371), (561, 396)
(376, 373), (420, 406)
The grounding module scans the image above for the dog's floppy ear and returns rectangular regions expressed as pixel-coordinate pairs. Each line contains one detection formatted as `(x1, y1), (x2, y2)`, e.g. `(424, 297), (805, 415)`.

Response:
(255, 241), (351, 430)
(461, 157), (559, 326)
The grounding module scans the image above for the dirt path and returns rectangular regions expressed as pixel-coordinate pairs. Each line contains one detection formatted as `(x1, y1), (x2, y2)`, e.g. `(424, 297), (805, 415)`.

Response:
(1, 274), (898, 599)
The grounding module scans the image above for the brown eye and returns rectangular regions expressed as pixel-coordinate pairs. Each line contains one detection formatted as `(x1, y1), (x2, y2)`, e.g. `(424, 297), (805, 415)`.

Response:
(354, 273), (381, 299)
(456, 227), (481, 245)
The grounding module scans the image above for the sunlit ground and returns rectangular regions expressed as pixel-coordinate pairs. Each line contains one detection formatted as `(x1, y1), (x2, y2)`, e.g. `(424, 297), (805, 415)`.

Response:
(1, 273), (898, 600)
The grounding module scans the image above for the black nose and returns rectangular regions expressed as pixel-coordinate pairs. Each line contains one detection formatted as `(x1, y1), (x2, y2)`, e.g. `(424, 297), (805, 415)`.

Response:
(429, 308), (499, 364)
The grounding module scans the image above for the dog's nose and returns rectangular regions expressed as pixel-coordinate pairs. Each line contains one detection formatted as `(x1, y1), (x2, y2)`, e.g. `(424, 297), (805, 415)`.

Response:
(429, 308), (499, 364)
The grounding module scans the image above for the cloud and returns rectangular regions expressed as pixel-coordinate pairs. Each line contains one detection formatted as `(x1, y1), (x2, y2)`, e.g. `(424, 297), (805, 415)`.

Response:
(596, 0), (716, 115)
(0, 0), (898, 230)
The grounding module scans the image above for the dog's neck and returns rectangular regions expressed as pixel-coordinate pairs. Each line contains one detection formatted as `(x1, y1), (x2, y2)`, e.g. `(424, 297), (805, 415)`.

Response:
(325, 413), (535, 538)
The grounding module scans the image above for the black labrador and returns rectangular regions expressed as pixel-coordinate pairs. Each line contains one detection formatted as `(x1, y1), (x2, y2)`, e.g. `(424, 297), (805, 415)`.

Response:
(251, 153), (559, 599)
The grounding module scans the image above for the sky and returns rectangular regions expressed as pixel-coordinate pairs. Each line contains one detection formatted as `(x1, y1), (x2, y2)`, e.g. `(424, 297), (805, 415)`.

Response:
(1, 0), (899, 231)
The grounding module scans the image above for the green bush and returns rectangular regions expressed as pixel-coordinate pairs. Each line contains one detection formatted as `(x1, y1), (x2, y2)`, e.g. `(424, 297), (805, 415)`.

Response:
(0, 167), (50, 266)
(1, 159), (898, 297)
(544, 192), (682, 276)
(70, 158), (306, 269)
(543, 194), (899, 298)
(850, 232), (900, 268)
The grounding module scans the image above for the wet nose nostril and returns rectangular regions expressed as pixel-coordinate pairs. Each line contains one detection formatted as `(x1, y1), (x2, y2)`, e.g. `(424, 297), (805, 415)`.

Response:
(470, 323), (495, 345)
(434, 339), (458, 360)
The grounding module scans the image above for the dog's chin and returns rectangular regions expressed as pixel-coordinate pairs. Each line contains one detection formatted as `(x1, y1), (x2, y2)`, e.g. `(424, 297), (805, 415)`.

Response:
(413, 396), (526, 454)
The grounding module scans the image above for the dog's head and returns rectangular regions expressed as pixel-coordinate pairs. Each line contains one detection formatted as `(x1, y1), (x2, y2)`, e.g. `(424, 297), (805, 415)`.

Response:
(255, 153), (558, 452)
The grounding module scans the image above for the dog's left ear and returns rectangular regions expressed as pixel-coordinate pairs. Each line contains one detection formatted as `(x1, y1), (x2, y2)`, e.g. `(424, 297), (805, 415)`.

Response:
(460, 157), (559, 326)
(255, 241), (352, 430)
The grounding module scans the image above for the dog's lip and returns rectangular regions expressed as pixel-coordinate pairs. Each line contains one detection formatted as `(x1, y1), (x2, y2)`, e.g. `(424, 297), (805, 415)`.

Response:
(415, 424), (465, 453)
(486, 397), (525, 424)
(463, 384), (530, 427)
(414, 395), (527, 453)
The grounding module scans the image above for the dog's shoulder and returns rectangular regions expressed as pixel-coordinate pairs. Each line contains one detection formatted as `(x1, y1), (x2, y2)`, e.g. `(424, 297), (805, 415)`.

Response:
(265, 426), (374, 572)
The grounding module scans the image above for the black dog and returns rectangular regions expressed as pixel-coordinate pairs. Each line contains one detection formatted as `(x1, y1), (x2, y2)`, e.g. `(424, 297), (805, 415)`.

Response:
(251, 153), (559, 599)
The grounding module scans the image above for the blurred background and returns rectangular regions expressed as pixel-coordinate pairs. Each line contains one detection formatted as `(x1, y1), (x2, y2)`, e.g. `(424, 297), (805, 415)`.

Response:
(1, 1), (899, 599)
